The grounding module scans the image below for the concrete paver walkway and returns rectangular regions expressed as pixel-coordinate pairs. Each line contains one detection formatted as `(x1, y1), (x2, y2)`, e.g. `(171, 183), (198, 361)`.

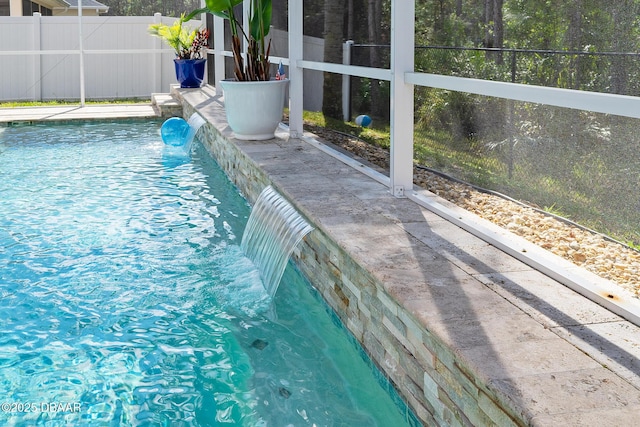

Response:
(0, 104), (158, 122)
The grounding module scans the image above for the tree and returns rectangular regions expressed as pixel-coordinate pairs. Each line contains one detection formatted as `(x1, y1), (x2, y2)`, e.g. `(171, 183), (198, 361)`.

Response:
(608, 0), (639, 95)
(100, 0), (201, 17)
(484, 0), (504, 63)
(367, 0), (389, 119)
(322, 0), (345, 119)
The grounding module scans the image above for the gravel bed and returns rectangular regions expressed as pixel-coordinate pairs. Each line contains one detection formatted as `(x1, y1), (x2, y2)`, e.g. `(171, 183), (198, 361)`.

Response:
(305, 124), (640, 297)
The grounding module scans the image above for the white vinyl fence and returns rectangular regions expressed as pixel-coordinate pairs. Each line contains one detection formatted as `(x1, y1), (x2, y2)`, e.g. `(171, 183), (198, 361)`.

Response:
(0, 14), (197, 101)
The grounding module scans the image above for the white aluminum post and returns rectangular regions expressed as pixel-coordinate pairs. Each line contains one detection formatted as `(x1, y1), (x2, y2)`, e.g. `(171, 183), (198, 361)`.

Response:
(288, 0), (304, 138)
(389, 0), (415, 197)
(78, 0), (85, 106)
(33, 12), (41, 101)
(213, 15), (225, 90)
(342, 40), (354, 122)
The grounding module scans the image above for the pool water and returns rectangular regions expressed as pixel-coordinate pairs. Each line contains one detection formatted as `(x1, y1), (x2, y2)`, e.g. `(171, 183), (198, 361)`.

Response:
(0, 122), (417, 426)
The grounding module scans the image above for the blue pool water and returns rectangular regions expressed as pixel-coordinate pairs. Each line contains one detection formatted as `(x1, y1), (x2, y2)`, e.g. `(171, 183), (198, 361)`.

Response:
(0, 122), (417, 426)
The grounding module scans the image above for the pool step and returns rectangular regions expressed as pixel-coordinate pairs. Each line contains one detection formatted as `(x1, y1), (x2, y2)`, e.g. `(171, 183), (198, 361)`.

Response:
(151, 92), (183, 118)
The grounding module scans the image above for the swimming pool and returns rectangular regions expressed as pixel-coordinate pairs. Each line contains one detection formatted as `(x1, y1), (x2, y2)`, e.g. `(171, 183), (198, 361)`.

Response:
(0, 122), (417, 426)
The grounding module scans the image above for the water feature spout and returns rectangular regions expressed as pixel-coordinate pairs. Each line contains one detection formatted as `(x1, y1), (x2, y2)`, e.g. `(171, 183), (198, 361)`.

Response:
(241, 186), (314, 298)
(185, 113), (206, 152)
(161, 113), (206, 157)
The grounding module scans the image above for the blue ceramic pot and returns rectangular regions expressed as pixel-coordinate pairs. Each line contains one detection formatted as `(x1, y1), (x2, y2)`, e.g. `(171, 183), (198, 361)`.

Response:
(174, 58), (206, 88)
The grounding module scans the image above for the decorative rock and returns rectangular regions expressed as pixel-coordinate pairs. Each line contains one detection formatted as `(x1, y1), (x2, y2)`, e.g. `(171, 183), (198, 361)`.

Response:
(572, 252), (587, 263)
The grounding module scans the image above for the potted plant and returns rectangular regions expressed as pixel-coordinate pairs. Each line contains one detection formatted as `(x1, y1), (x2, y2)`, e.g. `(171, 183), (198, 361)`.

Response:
(186, 0), (289, 140)
(148, 15), (210, 88)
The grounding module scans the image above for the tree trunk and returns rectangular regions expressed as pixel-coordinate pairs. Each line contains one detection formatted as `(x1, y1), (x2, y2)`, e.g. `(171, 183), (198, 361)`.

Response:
(433, 0), (446, 44)
(347, 0), (354, 40)
(607, 1), (638, 149)
(610, 1), (635, 95)
(566, 0), (583, 90)
(368, 0), (379, 68)
(493, 0), (504, 64)
(484, 0), (504, 63)
(368, 0), (381, 118)
(484, 0), (493, 48)
(322, 0), (345, 119)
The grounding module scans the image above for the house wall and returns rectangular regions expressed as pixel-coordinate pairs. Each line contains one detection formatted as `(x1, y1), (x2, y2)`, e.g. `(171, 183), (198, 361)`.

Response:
(8, 0), (20, 16)
(6, 0), (105, 17)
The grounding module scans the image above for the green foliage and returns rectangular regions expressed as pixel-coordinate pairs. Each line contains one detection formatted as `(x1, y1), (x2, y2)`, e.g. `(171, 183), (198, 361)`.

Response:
(302, 110), (390, 149)
(415, 94), (640, 244)
(101, 0), (202, 17)
(416, 86), (508, 143)
(249, 0), (272, 41)
(186, 0), (272, 81)
(413, 0), (640, 95)
(148, 15), (209, 59)
(309, 0), (640, 244)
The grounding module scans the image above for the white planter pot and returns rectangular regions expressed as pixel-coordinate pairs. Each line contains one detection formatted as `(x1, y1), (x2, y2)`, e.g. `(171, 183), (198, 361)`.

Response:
(219, 79), (289, 140)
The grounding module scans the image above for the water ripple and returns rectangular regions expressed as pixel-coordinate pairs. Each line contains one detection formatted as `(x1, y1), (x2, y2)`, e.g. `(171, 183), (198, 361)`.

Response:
(0, 122), (260, 426)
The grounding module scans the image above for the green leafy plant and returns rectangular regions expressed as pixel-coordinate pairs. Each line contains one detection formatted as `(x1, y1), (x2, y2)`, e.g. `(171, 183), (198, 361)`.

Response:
(186, 0), (273, 81)
(148, 15), (210, 60)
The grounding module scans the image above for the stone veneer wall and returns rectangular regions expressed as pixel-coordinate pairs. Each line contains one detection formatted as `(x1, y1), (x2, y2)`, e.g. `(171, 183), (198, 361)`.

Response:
(181, 101), (522, 427)
(290, 230), (519, 427)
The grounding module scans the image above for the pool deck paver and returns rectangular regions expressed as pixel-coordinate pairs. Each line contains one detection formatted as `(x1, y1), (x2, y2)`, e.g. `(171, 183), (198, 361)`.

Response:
(2, 100), (640, 426)
(0, 104), (159, 123)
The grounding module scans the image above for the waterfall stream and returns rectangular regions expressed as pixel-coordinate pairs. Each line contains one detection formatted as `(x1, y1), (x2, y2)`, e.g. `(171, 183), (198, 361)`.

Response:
(241, 186), (314, 298)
